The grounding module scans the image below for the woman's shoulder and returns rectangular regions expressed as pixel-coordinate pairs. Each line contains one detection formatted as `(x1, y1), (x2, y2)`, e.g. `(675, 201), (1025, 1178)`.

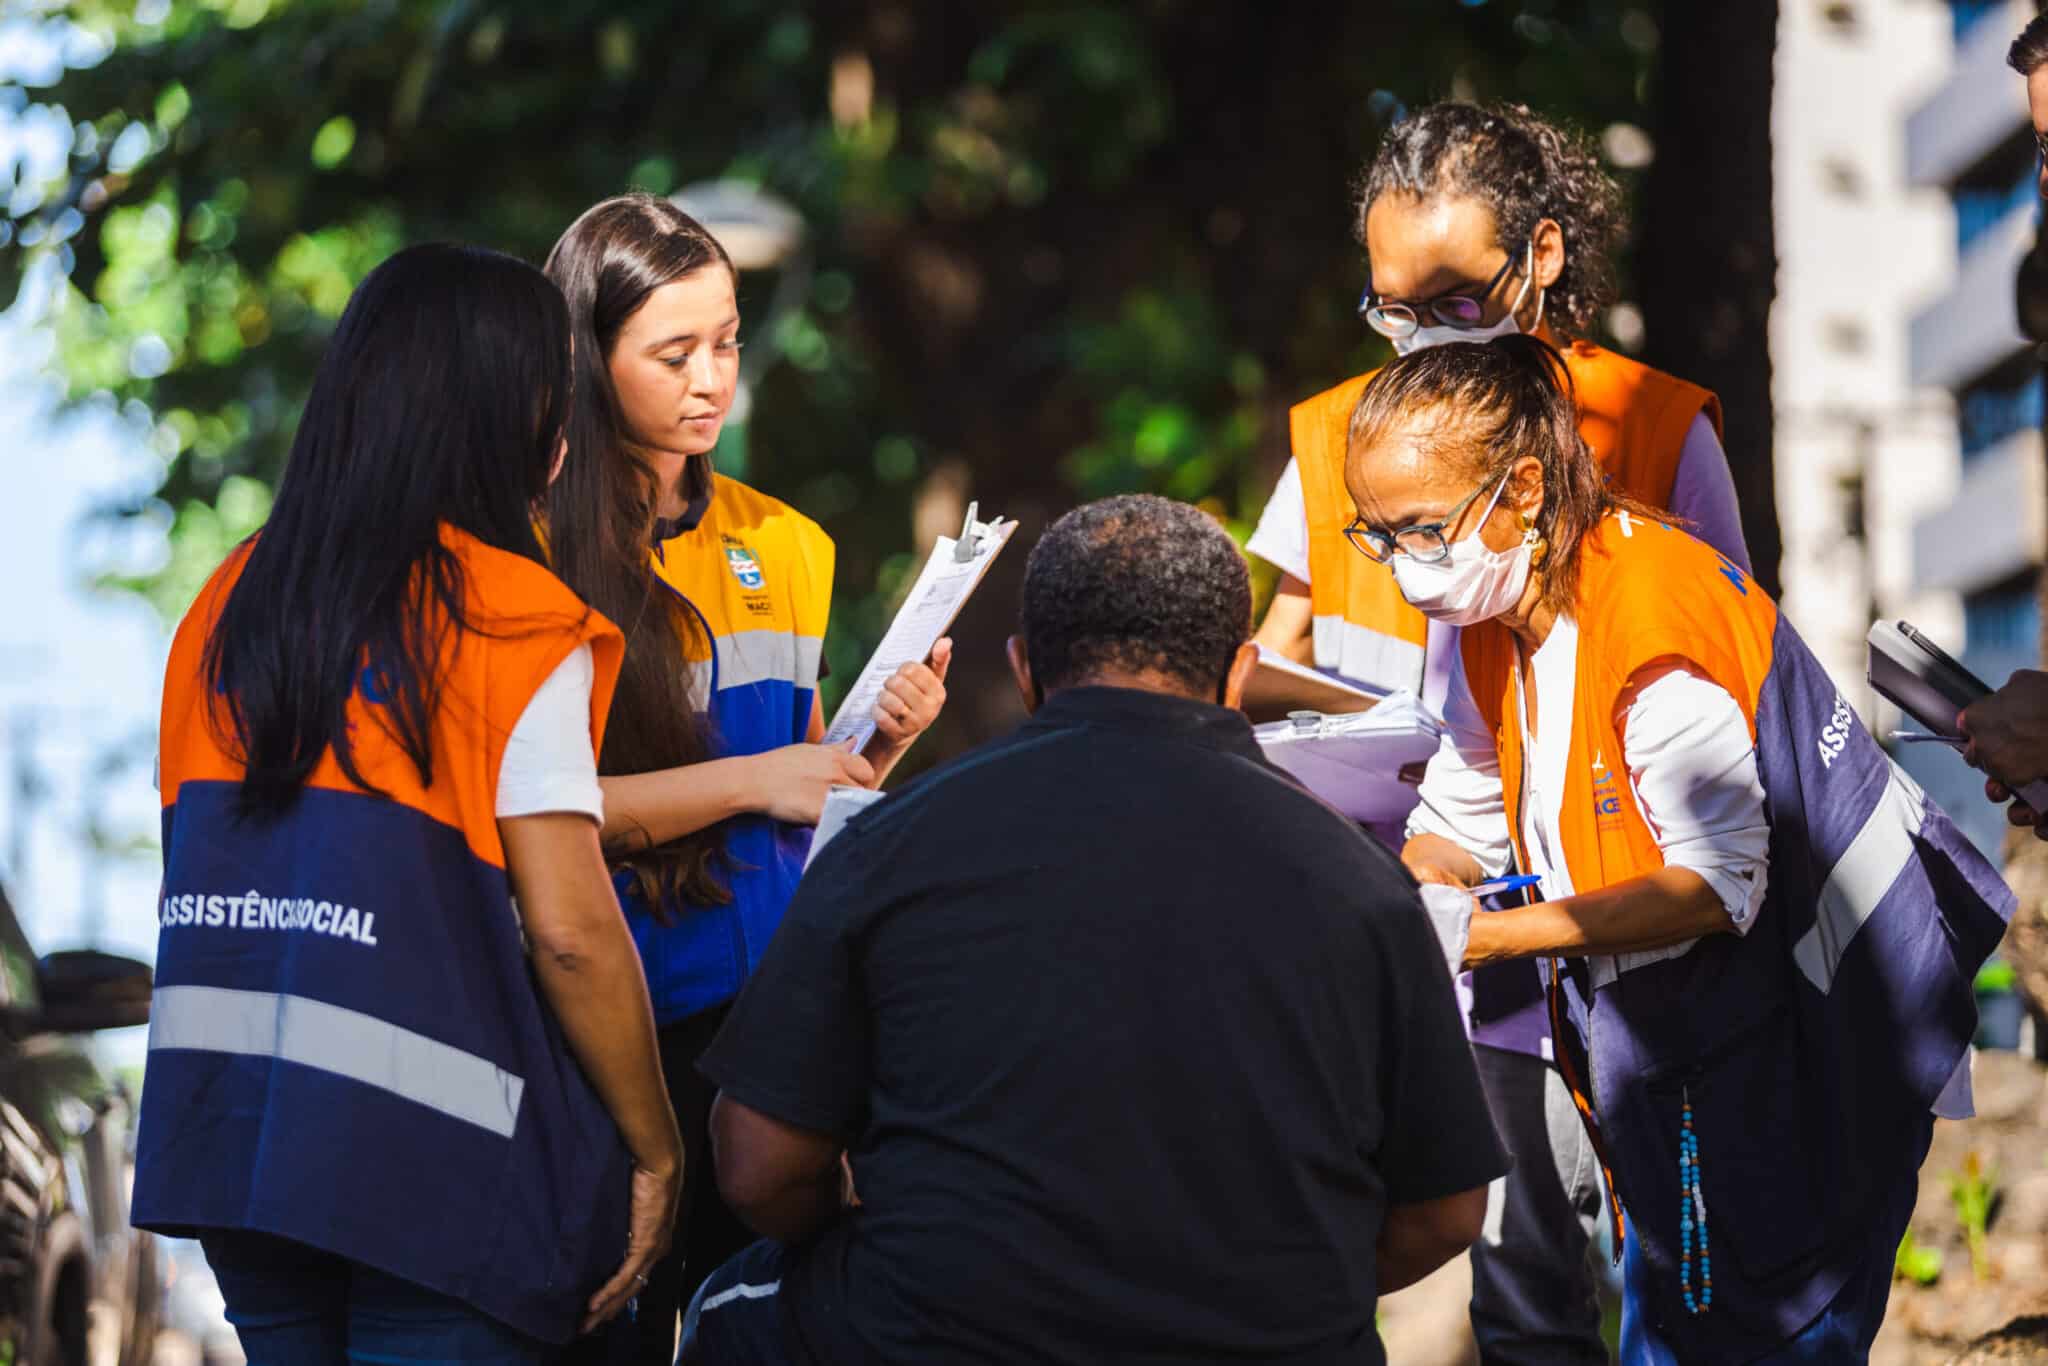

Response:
(1575, 514), (1774, 672)
(705, 473), (833, 548)
(1562, 340), (1716, 422)
(442, 526), (607, 632)
(1580, 511), (1734, 595)
(166, 538), (257, 666)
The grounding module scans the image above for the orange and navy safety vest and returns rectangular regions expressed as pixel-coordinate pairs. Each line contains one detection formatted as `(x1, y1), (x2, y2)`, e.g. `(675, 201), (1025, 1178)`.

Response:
(1295, 339), (1720, 695)
(135, 527), (629, 1344)
(1460, 513), (2009, 1352)
(630, 472), (834, 1023)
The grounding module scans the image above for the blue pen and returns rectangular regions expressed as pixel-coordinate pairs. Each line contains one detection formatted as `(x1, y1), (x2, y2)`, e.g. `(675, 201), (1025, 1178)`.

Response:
(1469, 873), (1543, 898)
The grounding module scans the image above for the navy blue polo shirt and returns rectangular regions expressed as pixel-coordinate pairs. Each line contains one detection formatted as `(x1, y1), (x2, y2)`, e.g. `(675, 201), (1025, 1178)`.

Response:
(701, 685), (1509, 1365)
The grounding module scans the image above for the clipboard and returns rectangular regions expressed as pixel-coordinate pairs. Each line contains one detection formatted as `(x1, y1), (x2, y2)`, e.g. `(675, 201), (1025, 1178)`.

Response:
(1241, 645), (1385, 724)
(1866, 619), (2048, 809)
(1253, 692), (1444, 823)
(822, 502), (1017, 749)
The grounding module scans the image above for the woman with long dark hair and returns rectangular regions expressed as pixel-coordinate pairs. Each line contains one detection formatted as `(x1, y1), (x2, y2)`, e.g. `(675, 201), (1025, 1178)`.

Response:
(134, 243), (682, 1365)
(542, 193), (950, 1357)
(1351, 336), (2008, 1361)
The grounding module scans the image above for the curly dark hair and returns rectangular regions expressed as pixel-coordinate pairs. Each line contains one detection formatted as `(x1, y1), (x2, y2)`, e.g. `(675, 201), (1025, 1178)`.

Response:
(1020, 494), (1252, 696)
(1356, 101), (1626, 336)
(2011, 14), (2048, 76)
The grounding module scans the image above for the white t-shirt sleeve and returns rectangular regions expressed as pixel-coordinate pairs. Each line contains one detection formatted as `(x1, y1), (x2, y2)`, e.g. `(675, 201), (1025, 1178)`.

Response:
(495, 643), (604, 823)
(1245, 456), (1313, 584)
(1666, 413), (1752, 574)
(1404, 653), (1512, 878)
(1618, 665), (1769, 933)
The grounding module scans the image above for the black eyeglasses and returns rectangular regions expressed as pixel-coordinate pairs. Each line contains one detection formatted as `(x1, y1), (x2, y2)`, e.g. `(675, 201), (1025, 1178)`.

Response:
(1358, 252), (1521, 341)
(2035, 127), (2048, 163)
(1344, 471), (1507, 564)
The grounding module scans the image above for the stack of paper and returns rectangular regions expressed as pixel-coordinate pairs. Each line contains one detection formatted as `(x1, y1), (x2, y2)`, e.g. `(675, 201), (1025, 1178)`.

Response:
(1254, 691), (1443, 823)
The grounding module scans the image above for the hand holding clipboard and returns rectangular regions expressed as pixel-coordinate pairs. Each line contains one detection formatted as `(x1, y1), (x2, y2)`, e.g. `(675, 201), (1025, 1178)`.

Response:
(822, 503), (1015, 752)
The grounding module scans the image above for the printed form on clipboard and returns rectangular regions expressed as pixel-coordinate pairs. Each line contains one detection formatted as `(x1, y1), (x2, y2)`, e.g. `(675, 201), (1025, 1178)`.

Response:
(822, 502), (1018, 750)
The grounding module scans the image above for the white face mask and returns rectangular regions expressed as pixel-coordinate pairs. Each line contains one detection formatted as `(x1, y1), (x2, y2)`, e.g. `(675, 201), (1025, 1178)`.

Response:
(1388, 244), (1545, 358)
(1388, 475), (1537, 626)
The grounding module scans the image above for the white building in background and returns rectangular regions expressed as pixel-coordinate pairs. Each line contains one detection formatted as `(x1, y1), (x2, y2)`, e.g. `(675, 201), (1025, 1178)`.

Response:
(1773, 0), (2041, 856)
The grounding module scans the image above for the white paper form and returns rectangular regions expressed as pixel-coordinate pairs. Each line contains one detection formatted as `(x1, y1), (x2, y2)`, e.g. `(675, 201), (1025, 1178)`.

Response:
(821, 509), (1018, 749)
(803, 784), (888, 872)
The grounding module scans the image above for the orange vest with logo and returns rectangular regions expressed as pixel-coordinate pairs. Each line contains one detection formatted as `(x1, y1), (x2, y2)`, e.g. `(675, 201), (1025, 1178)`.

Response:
(1456, 513), (2013, 1350)
(139, 526), (631, 1343)
(1459, 512), (1770, 892)
(1295, 340), (1721, 694)
(159, 528), (624, 869)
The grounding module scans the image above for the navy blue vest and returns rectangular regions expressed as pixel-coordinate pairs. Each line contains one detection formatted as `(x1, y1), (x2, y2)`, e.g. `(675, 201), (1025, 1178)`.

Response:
(133, 536), (631, 1345)
(1587, 616), (2010, 1357)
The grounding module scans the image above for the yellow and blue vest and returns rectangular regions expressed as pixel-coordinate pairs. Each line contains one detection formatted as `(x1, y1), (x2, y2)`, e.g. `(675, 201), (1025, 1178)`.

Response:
(136, 528), (631, 1344)
(628, 473), (834, 1023)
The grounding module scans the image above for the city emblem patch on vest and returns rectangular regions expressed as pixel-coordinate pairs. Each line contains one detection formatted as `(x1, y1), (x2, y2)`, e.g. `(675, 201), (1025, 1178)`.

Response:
(725, 544), (766, 591)
(1591, 750), (1624, 832)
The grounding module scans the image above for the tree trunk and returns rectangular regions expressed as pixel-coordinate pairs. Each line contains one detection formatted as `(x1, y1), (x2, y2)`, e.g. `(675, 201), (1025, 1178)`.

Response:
(1639, 0), (1783, 597)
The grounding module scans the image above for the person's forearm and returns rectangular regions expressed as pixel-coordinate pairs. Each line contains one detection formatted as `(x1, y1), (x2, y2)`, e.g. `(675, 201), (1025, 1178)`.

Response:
(726, 1156), (845, 1243)
(1252, 581), (1314, 663)
(1377, 1231), (1464, 1295)
(1401, 833), (1487, 888)
(1464, 866), (1731, 968)
(529, 908), (682, 1177)
(1376, 1189), (1486, 1293)
(599, 758), (759, 853)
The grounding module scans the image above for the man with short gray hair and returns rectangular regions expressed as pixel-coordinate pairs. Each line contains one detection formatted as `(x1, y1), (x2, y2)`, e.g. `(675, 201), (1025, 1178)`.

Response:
(681, 493), (1507, 1365)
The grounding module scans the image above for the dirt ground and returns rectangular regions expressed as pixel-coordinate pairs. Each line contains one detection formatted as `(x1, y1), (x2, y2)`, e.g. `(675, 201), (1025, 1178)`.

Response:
(1377, 1049), (2048, 1365)
(1873, 1049), (2048, 1365)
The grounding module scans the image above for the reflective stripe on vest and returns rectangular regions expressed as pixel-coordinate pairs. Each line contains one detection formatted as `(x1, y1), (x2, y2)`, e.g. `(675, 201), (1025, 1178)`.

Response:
(1311, 614), (1424, 692)
(150, 985), (525, 1138)
(1793, 763), (1927, 994)
(716, 628), (826, 692)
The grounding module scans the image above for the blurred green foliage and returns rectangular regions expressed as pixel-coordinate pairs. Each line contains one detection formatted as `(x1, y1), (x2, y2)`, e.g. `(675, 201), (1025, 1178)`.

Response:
(1893, 1229), (1944, 1287)
(1948, 1151), (1997, 1283)
(4, 0), (1661, 748)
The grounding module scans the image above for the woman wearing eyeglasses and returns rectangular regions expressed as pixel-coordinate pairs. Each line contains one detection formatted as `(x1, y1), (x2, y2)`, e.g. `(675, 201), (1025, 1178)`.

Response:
(1244, 102), (1753, 1365)
(1347, 336), (2009, 1363)
(1249, 102), (1748, 712)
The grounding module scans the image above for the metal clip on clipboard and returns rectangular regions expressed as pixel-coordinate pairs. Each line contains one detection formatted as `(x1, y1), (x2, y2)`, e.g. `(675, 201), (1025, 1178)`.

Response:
(953, 501), (983, 562)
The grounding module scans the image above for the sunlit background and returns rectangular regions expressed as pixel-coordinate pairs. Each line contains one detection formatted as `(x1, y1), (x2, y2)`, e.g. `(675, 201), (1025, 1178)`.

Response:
(4, 2), (2047, 1361)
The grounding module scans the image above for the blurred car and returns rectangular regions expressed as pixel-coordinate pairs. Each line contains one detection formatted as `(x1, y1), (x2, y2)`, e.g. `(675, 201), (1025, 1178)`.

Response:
(0, 881), (158, 1366)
